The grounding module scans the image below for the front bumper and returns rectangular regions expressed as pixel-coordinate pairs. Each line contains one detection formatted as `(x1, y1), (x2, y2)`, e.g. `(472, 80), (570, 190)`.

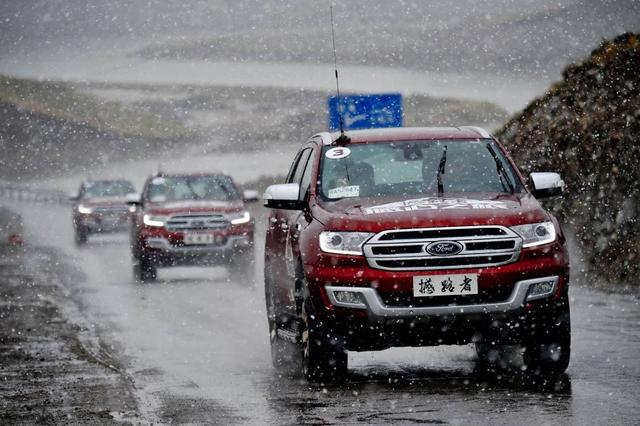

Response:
(142, 235), (252, 266)
(325, 276), (558, 318)
(321, 276), (565, 351)
(76, 213), (130, 232)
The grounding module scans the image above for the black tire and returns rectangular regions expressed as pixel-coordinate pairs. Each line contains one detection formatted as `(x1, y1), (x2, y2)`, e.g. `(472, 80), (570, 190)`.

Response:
(300, 292), (347, 383)
(74, 226), (89, 245)
(134, 254), (157, 283)
(265, 272), (299, 371)
(475, 341), (520, 372)
(522, 301), (571, 377)
(475, 342), (500, 366)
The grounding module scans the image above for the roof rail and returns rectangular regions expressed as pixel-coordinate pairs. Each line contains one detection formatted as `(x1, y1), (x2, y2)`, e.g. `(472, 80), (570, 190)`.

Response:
(313, 132), (334, 145)
(460, 126), (491, 138)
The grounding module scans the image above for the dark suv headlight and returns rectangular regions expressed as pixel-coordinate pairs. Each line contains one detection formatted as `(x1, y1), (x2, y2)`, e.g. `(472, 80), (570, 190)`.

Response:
(143, 214), (167, 227)
(77, 205), (93, 214)
(229, 211), (251, 225)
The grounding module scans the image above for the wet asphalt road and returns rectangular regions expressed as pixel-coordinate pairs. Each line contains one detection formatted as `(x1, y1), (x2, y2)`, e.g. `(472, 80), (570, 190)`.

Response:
(8, 200), (640, 425)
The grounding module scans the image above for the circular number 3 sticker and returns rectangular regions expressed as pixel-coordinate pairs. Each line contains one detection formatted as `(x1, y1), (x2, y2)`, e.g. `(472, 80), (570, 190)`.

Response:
(325, 147), (351, 159)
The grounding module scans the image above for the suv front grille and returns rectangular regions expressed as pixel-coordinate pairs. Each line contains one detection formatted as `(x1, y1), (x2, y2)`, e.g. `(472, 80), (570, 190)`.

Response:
(363, 226), (522, 271)
(93, 206), (129, 215)
(377, 227), (506, 240)
(166, 214), (229, 231)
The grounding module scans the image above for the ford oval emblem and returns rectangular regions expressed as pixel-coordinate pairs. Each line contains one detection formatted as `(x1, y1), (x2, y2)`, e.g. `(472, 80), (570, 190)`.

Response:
(425, 241), (463, 256)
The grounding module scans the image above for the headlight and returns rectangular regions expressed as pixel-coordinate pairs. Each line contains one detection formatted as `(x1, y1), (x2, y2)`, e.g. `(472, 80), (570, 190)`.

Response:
(511, 222), (556, 248)
(143, 214), (167, 227)
(77, 205), (93, 214)
(319, 231), (373, 255)
(229, 211), (251, 225)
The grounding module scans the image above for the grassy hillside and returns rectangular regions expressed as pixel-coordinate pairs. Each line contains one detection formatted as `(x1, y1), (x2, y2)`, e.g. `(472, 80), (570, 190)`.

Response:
(0, 75), (507, 180)
(497, 33), (640, 285)
(0, 76), (189, 140)
(0, 76), (193, 180)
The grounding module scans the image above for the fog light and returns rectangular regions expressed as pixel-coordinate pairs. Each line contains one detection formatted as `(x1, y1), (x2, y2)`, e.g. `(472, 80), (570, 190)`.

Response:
(146, 237), (167, 249)
(526, 279), (557, 301)
(332, 290), (366, 308)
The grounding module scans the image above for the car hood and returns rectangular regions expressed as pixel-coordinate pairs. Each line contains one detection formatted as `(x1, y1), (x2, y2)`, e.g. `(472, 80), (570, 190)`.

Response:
(80, 196), (129, 206)
(314, 192), (550, 232)
(146, 200), (244, 215)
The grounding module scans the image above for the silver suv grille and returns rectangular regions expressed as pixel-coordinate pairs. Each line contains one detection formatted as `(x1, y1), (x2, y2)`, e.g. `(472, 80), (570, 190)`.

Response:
(363, 226), (522, 271)
(93, 206), (129, 215)
(166, 214), (229, 231)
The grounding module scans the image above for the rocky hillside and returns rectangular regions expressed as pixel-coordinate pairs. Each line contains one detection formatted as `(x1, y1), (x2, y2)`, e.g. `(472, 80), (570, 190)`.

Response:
(497, 33), (639, 285)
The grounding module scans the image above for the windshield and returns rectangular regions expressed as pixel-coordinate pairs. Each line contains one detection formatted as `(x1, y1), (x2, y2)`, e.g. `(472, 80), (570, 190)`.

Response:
(146, 175), (239, 203)
(319, 139), (521, 200)
(82, 180), (135, 198)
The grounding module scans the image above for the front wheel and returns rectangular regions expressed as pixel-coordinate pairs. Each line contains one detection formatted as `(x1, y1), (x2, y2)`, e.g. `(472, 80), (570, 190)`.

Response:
(300, 294), (347, 383)
(74, 226), (89, 245)
(265, 276), (299, 371)
(133, 254), (157, 283)
(522, 301), (571, 377)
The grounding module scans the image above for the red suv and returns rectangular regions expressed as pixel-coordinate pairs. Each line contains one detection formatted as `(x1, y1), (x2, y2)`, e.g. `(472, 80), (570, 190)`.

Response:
(263, 127), (570, 382)
(129, 173), (257, 282)
(70, 179), (136, 245)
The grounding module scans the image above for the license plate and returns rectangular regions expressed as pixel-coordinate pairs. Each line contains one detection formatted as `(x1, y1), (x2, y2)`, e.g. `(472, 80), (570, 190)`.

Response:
(184, 233), (215, 245)
(100, 216), (119, 227)
(413, 274), (478, 297)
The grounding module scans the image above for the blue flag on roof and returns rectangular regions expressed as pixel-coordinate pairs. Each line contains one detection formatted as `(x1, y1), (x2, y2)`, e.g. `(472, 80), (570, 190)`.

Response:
(328, 93), (403, 131)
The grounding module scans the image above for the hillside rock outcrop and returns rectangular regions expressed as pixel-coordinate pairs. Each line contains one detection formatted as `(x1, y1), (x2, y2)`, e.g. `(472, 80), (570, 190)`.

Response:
(497, 33), (639, 284)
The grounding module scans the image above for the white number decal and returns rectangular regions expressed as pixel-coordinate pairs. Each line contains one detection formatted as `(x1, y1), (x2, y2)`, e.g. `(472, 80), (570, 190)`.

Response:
(325, 147), (351, 159)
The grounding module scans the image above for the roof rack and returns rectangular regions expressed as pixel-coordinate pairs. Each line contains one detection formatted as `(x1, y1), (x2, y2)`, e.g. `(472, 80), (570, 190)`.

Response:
(313, 132), (334, 146)
(459, 126), (491, 138)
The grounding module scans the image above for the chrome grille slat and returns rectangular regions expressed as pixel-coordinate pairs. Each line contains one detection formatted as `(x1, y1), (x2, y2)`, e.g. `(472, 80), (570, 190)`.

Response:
(93, 206), (129, 215)
(377, 227), (507, 241)
(166, 214), (229, 231)
(364, 225), (522, 271)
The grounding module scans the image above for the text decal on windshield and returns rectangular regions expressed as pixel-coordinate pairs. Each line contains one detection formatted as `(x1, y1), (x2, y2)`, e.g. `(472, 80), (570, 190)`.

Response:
(362, 197), (509, 215)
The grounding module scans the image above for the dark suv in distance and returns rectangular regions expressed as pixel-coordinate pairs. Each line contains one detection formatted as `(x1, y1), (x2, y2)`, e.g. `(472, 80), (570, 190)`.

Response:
(70, 179), (136, 245)
(263, 127), (570, 383)
(129, 172), (257, 282)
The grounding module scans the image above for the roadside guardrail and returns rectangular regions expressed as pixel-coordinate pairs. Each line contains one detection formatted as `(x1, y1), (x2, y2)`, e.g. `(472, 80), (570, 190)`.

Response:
(0, 181), (68, 204)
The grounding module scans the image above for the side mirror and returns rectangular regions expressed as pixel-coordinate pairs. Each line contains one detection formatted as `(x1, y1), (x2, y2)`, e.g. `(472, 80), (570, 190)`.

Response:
(126, 192), (142, 206)
(263, 183), (305, 210)
(242, 189), (259, 203)
(68, 192), (79, 202)
(530, 172), (564, 199)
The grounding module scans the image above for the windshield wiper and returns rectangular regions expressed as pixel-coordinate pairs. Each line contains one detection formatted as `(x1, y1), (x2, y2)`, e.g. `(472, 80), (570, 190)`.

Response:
(437, 145), (447, 197)
(486, 143), (515, 194)
(185, 180), (202, 200)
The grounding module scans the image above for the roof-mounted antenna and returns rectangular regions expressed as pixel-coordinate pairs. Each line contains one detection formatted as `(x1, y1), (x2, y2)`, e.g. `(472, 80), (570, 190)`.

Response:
(330, 3), (350, 145)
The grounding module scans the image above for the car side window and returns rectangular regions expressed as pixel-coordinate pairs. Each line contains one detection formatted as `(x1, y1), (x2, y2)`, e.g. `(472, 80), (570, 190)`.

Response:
(142, 180), (152, 204)
(298, 149), (316, 201)
(286, 150), (306, 184)
(289, 149), (311, 185)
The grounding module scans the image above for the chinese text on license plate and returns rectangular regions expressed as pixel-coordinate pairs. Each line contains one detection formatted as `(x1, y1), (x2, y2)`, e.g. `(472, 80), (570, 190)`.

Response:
(413, 274), (478, 297)
(184, 233), (215, 245)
